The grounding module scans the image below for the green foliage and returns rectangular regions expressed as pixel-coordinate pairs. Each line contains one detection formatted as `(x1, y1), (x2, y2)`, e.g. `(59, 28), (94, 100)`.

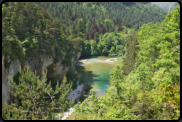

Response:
(2, 2), (73, 68)
(80, 28), (132, 58)
(78, 93), (86, 102)
(76, 18), (85, 36)
(128, 29), (135, 34)
(74, 6), (180, 120)
(62, 51), (75, 66)
(121, 32), (139, 75)
(104, 19), (113, 32)
(2, 2), (179, 120)
(80, 40), (91, 58)
(36, 2), (167, 32)
(71, 37), (82, 51)
(2, 65), (74, 120)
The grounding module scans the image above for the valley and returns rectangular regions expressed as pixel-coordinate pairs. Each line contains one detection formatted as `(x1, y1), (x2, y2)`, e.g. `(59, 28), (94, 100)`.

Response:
(2, 2), (180, 120)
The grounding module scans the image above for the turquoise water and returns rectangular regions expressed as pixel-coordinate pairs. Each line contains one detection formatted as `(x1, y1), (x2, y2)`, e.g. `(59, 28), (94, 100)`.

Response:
(76, 56), (122, 97)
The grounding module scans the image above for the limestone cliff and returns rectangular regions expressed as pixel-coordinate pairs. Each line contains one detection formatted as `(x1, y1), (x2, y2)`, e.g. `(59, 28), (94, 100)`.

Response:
(2, 54), (21, 105)
(2, 51), (81, 105)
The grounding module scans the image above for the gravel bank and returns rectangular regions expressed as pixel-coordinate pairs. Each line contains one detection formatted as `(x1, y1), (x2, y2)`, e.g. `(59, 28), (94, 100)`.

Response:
(55, 81), (84, 120)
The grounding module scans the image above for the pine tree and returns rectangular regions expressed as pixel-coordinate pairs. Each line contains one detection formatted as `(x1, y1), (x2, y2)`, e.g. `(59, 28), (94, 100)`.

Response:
(2, 65), (74, 120)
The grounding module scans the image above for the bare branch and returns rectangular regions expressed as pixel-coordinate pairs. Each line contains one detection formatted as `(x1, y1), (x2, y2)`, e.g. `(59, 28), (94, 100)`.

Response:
(47, 92), (53, 102)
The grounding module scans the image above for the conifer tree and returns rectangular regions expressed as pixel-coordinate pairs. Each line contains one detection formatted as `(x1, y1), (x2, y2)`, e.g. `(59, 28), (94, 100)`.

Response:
(2, 65), (74, 120)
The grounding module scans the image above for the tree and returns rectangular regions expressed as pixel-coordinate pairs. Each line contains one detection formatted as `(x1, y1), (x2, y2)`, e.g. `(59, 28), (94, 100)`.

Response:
(90, 39), (97, 56)
(102, 47), (109, 56)
(85, 41), (91, 57)
(2, 65), (74, 120)
(86, 20), (92, 34)
(76, 18), (85, 34)
(83, 32), (89, 40)
(36, 2), (167, 34)
(116, 23), (124, 32)
(73, 5), (180, 120)
(71, 25), (77, 38)
(104, 19), (112, 32)
(97, 42), (105, 55)
(100, 27), (106, 34)
(90, 31), (95, 39)
(105, 37), (112, 50)
(109, 46), (116, 56)
(94, 32), (99, 43)
(91, 23), (99, 32)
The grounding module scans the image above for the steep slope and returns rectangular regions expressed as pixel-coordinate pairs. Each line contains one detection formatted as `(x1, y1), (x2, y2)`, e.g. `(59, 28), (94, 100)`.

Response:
(35, 2), (168, 59)
(36, 2), (167, 31)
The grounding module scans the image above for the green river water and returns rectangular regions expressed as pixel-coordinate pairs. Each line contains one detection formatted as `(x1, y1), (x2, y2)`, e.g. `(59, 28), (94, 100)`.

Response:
(75, 56), (123, 97)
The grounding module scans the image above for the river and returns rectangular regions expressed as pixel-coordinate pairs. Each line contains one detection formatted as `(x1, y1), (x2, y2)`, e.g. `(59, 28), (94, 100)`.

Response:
(75, 56), (123, 97)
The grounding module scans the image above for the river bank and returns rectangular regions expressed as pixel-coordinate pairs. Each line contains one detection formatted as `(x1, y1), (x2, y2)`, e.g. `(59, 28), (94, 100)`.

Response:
(79, 58), (118, 65)
(66, 81), (84, 101)
(55, 80), (92, 120)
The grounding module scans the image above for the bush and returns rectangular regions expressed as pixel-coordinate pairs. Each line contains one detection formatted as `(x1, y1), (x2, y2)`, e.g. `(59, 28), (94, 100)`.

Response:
(128, 29), (135, 34)
(78, 93), (86, 102)
(72, 37), (81, 51)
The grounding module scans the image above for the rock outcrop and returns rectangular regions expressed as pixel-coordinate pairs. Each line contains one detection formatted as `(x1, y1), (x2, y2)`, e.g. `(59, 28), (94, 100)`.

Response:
(47, 51), (81, 81)
(2, 51), (81, 105)
(2, 54), (21, 105)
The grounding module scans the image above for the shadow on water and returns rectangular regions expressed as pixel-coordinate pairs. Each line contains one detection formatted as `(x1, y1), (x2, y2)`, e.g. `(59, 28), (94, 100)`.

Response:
(76, 62), (84, 65)
(92, 74), (100, 77)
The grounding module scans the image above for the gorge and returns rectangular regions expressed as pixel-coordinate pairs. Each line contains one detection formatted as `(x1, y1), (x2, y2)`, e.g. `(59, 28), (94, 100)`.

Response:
(55, 56), (123, 120)
(2, 2), (180, 120)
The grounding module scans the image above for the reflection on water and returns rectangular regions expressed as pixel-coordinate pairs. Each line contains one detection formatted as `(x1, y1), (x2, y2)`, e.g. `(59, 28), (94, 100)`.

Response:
(76, 56), (122, 97)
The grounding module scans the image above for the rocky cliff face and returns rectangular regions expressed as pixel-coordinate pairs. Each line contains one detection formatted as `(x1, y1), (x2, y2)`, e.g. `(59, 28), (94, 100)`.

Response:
(47, 51), (81, 83)
(2, 51), (81, 105)
(2, 54), (21, 105)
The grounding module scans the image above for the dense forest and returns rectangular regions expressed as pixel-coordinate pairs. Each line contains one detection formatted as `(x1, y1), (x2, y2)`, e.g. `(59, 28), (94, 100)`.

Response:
(2, 2), (180, 120)
(2, 2), (81, 68)
(36, 2), (168, 58)
(36, 2), (167, 30)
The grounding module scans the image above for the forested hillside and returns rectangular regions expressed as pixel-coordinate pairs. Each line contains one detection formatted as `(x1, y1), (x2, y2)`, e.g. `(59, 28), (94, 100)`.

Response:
(2, 2), (81, 68)
(2, 2), (179, 120)
(36, 2), (167, 58)
(37, 2), (167, 32)
(74, 5), (180, 120)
